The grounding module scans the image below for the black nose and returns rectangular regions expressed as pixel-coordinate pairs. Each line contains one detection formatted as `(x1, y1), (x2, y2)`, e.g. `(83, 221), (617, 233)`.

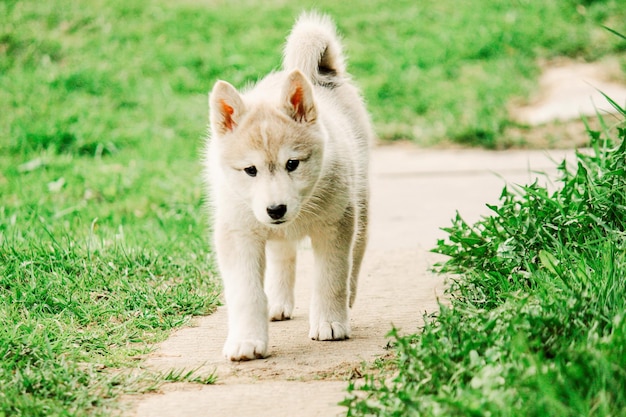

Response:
(266, 204), (287, 220)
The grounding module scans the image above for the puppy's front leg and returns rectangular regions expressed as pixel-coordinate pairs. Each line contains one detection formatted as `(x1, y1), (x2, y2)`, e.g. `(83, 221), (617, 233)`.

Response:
(308, 208), (354, 341)
(215, 225), (268, 361)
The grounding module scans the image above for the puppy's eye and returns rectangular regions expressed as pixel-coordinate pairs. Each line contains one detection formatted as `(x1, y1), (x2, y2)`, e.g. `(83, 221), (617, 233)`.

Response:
(286, 159), (300, 172)
(244, 166), (257, 177)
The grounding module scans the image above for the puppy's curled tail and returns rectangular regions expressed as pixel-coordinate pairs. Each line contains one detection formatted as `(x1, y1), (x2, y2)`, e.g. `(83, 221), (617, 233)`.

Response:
(283, 12), (346, 87)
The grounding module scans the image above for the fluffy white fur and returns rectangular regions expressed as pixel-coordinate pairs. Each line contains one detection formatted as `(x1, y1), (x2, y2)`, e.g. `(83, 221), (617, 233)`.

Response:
(204, 12), (373, 361)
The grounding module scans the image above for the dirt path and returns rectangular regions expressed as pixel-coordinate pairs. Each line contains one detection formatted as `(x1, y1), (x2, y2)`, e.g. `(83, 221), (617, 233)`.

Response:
(508, 58), (626, 148)
(123, 145), (576, 417)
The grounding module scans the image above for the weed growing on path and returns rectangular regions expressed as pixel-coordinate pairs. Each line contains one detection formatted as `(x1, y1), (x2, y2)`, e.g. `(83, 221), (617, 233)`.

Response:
(161, 366), (217, 385)
(344, 109), (626, 414)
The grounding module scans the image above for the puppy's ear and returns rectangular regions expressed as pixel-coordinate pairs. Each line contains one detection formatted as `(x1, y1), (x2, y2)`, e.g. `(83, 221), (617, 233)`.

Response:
(209, 81), (246, 136)
(282, 70), (317, 123)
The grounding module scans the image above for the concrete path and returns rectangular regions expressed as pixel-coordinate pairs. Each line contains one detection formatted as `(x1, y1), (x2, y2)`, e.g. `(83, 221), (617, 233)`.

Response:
(124, 145), (574, 417)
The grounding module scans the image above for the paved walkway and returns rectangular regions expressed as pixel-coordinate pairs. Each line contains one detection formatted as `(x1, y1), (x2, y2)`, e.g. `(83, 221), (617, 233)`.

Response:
(124, 145), (575, 417)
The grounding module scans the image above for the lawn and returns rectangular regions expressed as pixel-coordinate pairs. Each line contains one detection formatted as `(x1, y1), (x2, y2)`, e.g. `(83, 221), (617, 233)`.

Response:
(1, 0), (625, 415)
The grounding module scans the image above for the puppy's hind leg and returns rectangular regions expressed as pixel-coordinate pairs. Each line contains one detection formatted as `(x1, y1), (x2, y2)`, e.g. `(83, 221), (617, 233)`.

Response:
(349, 200), (368, 308)
(308, 206), (355, 341)
(265, 239), (297, 321)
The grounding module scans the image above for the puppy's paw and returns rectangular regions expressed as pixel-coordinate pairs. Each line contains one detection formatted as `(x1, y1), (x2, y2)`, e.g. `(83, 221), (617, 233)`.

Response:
(309, 320), (350, 341)
(269, 302), (294, 321)
(223, 338), (268, 361)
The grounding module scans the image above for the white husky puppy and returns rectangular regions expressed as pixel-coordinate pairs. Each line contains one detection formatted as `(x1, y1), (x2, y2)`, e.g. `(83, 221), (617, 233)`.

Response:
(205, 12), (373, 361)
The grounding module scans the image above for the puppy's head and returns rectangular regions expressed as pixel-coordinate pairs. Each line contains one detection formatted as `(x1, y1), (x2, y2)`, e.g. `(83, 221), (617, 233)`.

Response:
(209, 70), (324, 226)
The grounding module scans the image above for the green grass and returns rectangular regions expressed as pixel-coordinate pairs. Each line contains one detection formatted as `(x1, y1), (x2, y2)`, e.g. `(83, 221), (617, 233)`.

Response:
(2, 1), (625, 150)
(1, 0), (626, 415)
(0, 241), (218, 415)
(343, 108), (626, 415)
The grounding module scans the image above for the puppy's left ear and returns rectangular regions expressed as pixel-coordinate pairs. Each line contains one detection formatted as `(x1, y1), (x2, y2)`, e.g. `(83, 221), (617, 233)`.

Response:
(282, 70), (317, 123)
(209, 80), (246, 136)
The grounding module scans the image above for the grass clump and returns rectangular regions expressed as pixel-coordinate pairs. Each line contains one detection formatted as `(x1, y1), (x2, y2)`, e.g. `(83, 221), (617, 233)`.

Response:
(344, 109), (626, 415)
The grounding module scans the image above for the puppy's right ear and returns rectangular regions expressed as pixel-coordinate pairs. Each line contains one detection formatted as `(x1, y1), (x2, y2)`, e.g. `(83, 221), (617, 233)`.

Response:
(209, 81), (246, 136)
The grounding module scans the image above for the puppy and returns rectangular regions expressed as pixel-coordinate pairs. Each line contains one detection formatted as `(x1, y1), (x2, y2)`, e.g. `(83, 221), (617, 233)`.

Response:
(205, 12), (373, 361)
